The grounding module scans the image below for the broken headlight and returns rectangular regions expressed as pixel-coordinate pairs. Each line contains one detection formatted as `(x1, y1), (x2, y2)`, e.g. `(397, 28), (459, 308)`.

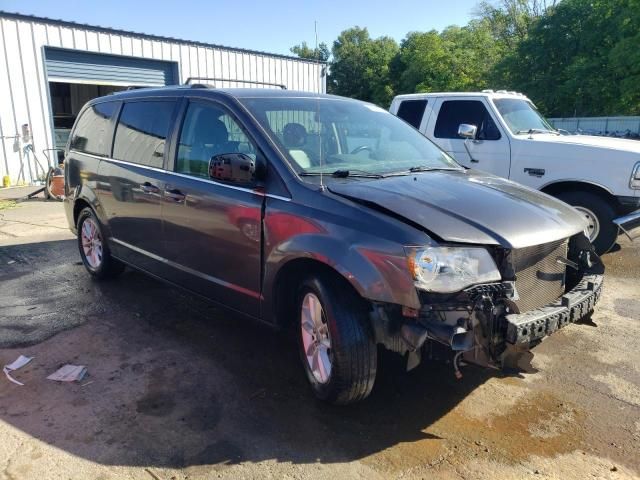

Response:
(405, 246), (501, 293)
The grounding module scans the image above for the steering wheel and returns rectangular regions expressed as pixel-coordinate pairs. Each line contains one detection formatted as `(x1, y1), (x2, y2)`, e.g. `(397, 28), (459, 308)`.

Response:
(350, 145), (374, 155)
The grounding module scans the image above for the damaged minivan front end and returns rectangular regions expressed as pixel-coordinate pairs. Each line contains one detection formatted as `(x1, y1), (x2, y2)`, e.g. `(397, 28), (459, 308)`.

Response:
(324, 169), (604, 376)
(371, 231), (603, 375)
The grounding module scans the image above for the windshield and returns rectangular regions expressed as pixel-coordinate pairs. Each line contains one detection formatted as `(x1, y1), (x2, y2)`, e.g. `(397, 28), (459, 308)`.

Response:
(240, 97), (460, 176)
(492, 98), (556, 134)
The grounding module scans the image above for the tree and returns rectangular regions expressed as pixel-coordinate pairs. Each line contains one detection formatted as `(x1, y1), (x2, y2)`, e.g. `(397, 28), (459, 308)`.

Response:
(496, 0), (640, 116)
(475, 0), (558, 49)
(329, 27), (399, 106)
(290, 41), (330, 62)
(392, 20), (503, 94)
(288, 0), (639, 116)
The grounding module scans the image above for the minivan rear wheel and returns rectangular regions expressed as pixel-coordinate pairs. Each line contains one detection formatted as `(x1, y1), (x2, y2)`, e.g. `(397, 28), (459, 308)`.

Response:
(297, 274), (376, 404)
(77, 207), (124, 279)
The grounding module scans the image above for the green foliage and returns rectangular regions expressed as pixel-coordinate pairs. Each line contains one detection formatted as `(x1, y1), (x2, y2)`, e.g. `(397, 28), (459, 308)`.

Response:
(289, 0), (639, 115)
(329, 27), (399, 106)
(290, 41), (330, 62)
(496, 0), (640, 116)
(393, 20), (504, 95)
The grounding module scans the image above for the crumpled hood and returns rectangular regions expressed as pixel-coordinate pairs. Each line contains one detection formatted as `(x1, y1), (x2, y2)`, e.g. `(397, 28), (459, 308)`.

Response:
(329, 170), (587, 249)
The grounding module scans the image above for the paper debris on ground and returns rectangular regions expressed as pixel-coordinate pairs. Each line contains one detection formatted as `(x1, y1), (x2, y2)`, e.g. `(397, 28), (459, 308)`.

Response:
(3, 355), (34, 386)
(47, 364), (87, 382)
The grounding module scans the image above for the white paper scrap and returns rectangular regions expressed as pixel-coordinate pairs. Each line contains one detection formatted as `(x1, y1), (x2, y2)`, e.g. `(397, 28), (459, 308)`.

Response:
(3, 355), (34, 386)
(46, 364), (87, 382)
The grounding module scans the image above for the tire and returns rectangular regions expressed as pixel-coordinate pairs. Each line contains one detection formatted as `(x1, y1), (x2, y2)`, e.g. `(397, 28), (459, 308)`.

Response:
(76, 207), (125, 279)
(297, 273), (377, 405)
(555, 191), (618, 254)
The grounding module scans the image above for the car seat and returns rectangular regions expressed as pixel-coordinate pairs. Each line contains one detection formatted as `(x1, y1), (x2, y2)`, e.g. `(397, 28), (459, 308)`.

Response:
(282, 122), (312, 169)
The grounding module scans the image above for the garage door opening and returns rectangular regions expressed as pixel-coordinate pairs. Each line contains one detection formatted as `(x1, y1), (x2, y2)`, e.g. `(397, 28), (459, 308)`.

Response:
(44, 47), (178, 150)
(49, 82), (127, 150)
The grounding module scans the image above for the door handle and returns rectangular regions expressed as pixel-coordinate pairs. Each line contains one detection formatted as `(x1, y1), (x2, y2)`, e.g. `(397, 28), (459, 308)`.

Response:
(470, 158), (479, 163)
(141, 182), (160, 194)
(164, 187), (186, 203)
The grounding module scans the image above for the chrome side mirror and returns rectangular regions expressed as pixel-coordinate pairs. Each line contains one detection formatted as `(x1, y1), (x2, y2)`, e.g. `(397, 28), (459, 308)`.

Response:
(458, 124), (478, 140)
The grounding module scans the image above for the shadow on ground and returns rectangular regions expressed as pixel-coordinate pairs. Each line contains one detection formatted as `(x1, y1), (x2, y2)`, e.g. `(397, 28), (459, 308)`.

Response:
(0, 239), (498, 470)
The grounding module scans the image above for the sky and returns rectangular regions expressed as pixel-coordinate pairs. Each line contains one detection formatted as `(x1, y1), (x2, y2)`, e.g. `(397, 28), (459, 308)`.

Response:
(0, 0), (479, 56)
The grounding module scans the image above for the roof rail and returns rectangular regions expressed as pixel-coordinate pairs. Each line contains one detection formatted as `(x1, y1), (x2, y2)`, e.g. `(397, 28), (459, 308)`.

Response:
(482, 89), (494, 93)
(184, 77), (287, 90)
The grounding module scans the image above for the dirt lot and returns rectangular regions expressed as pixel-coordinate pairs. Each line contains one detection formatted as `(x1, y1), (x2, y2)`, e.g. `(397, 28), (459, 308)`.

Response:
(0, 189), (639, 480)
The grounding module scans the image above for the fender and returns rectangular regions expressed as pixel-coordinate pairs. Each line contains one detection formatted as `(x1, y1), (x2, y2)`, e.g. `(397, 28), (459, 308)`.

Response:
(262, 231), (420, 324)
(539, 178), (614, 195)
(68, 178), (113, 238)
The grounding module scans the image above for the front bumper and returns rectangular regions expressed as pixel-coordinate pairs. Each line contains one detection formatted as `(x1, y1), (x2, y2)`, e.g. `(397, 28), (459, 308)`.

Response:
(505, 273), (603, 344)
(614, 208), (640, 241)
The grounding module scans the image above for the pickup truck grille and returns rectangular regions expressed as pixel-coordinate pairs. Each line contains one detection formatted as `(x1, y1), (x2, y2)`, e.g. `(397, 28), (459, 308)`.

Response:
(512, 239), (568, 312)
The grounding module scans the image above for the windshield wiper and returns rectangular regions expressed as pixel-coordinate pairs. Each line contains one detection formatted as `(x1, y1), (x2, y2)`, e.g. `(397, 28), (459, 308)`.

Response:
(515, 128), (559, 135)
(408, 165), (461, 172)
(300, 169), (383, 179)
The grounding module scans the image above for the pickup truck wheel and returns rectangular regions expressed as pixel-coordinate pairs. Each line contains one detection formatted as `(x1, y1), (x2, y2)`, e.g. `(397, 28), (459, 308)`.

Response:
(555, 191), (617, 254)
(77, 207), (125, 279)
(297, 274), (376, 404)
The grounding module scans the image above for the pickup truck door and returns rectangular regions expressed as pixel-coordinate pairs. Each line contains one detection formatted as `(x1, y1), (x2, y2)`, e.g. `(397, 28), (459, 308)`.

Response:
(426, 97), (511, 178)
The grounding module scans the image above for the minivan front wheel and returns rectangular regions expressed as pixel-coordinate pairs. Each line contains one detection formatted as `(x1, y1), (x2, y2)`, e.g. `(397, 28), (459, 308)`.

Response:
(297, 274), (376, 404)
(77, 207), (124, 279)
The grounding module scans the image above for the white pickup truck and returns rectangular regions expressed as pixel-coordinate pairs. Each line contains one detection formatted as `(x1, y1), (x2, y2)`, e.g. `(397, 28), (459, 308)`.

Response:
(390, 90), (640, 253)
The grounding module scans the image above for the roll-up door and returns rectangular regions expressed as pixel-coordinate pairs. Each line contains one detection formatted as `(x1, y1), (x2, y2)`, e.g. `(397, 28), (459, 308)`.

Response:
(44, 47), (177, 87)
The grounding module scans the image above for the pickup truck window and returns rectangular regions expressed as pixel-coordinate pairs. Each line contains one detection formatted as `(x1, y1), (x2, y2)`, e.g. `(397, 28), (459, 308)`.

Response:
(396, 99), (427, 129)
(241, 97), (459, 176)
(434, 100), (501, 140)
(492, 98), (556, 135)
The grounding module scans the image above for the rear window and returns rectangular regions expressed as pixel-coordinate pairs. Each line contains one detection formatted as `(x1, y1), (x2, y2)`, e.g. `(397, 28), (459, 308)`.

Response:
(113, 100), (176, 168)
(396, 99), (427, 129)
(70, 102), (118, 156)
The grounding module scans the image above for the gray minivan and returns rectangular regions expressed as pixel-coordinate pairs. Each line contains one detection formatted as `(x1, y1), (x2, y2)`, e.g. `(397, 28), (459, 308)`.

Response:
(64, 84), (603, 404)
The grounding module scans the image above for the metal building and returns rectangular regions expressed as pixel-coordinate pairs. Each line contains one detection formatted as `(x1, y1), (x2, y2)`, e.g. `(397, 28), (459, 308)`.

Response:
(0, 11), (326, 185)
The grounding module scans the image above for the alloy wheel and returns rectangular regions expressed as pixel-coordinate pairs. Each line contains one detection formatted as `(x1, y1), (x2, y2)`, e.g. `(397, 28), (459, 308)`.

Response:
(81, 217), (103, 269)
(300, 292), (332, 384)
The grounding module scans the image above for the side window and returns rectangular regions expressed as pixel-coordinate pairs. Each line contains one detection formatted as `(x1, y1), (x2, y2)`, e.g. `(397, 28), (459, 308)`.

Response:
(70, 102), (118, 156)
(176, 103), (257, 179)
(434, 100), (501, 140)
(113, 100), (176, 168)
(396, 99), (427, 129)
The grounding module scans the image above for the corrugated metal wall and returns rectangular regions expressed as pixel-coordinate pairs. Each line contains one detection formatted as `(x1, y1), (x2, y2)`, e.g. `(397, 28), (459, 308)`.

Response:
(0, 13), (325, 184)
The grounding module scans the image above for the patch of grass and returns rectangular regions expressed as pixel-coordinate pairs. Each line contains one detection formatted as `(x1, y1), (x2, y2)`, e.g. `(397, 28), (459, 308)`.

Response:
(0, 199), (17, 210)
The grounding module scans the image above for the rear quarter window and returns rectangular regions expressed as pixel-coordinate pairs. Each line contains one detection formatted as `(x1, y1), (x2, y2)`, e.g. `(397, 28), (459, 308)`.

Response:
(396, 99), (427, 129)
(70, 102), (118, 156)
(113, 100), (177, 168)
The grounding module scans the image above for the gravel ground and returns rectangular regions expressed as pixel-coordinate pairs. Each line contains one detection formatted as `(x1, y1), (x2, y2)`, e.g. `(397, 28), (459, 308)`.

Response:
(0, 194), (638, 480)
